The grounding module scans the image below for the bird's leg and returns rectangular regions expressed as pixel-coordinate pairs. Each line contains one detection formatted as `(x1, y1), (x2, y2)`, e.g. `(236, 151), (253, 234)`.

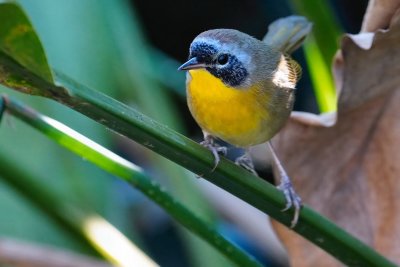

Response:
(200, 132), (227, 171)
(235, 149), (258, 176)
(267, 141), (302, 228)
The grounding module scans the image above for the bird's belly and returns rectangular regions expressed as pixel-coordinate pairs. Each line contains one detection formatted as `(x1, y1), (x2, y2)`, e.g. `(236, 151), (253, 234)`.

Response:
(187, 69), (271, 147)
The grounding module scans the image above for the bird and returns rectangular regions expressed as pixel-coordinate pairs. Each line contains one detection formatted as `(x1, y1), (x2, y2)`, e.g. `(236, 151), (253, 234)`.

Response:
(178, 16), (312, 227)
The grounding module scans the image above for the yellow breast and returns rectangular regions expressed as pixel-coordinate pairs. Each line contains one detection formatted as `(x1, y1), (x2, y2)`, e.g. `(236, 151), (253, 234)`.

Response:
(187, 69), (271, 147)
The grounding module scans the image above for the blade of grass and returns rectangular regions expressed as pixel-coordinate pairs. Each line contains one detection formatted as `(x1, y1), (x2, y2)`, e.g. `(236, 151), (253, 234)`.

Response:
(0, 111), (159, 267)
(2, 95), (263, 267)
(0, 157), (159, 267)
(15, 0), (143, 241)
(302, 36), (337, 112)
(0, 51), (396, 266)
(0, 154), (99, 257)
(290, 0), (341, 67)
(290, 0), (341, 112)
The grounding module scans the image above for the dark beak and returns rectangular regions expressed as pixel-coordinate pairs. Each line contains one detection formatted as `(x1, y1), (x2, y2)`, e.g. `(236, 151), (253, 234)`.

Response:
(178, 57), (206, 71)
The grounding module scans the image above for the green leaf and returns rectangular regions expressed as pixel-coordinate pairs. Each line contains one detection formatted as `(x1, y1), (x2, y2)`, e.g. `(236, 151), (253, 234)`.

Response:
(290, 0), (341, 113)
(0, 50), (396, 267)
(2, 95), (263, 267)
(302, 36), (337, 112)
(0, 1), (139, 255)
(0, 2), (52, 82)
(0, 150), (159, 267)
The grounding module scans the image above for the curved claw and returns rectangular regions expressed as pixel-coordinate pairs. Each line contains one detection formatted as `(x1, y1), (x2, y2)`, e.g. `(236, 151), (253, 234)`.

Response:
(278, 180), (302, 228)
(209, 145), (221, 172)
(235, 151), (258, 176)
(200, 138), (227, 172)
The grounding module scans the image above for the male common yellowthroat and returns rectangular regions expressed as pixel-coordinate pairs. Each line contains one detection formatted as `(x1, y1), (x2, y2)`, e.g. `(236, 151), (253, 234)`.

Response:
(178, 16), (311, 227)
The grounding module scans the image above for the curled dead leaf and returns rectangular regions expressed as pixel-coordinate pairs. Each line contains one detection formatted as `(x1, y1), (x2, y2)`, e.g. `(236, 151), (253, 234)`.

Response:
(271, 7), (400, 267)
(362, 0), (400, 32)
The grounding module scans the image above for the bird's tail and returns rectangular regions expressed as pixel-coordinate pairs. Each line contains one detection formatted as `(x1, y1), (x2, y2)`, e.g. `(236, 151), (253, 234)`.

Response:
(263, 16), (312, 54)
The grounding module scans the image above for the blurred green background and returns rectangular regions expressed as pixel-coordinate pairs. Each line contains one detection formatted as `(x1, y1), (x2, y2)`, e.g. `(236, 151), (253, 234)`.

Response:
(0, 0), (368, 266)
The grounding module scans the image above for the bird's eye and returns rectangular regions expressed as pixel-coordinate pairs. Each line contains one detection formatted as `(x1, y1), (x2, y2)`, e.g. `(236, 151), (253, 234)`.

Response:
(217, 54), (229, 65)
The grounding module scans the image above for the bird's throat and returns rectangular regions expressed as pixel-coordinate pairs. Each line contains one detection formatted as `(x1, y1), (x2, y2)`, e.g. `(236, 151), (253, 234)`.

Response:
(186, 69), (271, 147)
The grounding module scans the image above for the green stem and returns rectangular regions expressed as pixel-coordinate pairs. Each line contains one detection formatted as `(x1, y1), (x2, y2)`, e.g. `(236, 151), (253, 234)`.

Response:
(290, 0), (341, 113)
(2, 95), (263, 267)
(0, 100), (99, 257)
(0, 51), (396, 267)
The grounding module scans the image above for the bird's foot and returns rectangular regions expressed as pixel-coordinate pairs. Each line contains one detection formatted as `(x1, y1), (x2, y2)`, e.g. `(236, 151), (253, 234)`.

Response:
(277, 174), (302, 228)
(200, 137), (227, 172)
(267, 142), (302, 228)
(235, 152), (258, 176)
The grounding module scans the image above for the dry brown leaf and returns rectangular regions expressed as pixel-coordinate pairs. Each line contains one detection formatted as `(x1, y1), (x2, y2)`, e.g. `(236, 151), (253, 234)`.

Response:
(362, 0), (400, 32)
(271, 8), (400, 267)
